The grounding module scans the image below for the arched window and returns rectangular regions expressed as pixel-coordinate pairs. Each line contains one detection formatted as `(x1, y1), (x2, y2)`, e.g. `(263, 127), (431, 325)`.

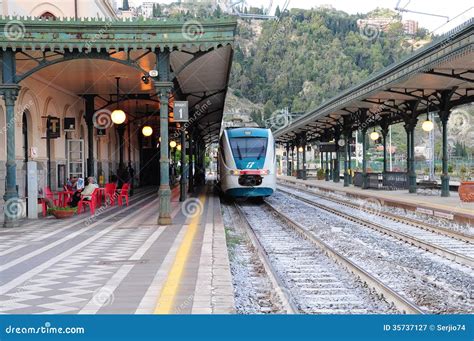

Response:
(39, 12), (56, 20)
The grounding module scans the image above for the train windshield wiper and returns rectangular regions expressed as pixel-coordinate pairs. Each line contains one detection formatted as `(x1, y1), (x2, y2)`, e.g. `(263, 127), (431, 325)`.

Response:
(236, 145), (243, 160)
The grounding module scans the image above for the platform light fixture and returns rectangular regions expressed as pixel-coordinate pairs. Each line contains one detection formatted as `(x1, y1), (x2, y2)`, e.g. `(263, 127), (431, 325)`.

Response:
(422, 112), (434, 132)
(177, 144), (182, 151)
(142, 126), (153, 137)
(170, 140), (177, 148)
(111, 109), (126, 125)
(370, 128), (380, 141)
(111, 77), (126, 125)
(298, 146), (304, 153)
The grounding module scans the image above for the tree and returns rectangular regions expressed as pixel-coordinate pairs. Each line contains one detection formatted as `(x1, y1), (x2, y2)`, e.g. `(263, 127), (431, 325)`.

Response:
(213, 5), (222, 18)
(275, 5), (281, 18)
(229, 7), (425, 114)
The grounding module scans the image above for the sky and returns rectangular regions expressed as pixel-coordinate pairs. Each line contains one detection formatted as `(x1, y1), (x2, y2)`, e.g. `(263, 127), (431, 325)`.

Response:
(130, 0), (473, 33)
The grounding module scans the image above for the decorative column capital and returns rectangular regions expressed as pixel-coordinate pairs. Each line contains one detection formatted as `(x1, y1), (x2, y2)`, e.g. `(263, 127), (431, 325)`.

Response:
(153, 81), (173, 101)
(403, 117), (418, 132)
(0, 84), (21, 106)
(438, 110), (451, 123)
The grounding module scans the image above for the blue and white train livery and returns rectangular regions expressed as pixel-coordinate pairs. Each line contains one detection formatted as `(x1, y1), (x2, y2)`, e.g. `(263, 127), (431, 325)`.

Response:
(218, 127), (276, 198)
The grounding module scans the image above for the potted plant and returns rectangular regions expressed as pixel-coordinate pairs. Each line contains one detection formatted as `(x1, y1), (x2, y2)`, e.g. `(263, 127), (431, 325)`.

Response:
(458, 167), (474, 202)
(316, 168), (325, 180)
(48, 206), (77, 219)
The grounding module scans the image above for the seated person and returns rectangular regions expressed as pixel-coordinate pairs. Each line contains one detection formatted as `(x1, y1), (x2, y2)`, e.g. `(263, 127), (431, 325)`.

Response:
(66, 176), (78, 191)
(69, 177), (99, 207)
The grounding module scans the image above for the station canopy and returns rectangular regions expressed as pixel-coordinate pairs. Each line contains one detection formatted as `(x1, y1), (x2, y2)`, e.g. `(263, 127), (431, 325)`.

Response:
(0, 16), (237, 143)
(275, 19), (474, 143)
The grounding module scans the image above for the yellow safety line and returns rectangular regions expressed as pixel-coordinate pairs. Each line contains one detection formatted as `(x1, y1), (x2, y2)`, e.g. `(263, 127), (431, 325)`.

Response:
(154, 194), (206, 314)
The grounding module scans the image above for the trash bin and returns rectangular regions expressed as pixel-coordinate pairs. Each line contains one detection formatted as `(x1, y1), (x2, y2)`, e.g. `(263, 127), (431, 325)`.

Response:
(297, 170), (307, 180)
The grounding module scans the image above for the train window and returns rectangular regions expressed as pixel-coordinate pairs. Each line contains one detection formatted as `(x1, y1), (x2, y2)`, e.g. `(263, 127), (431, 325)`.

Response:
(229, 137), (267, 160)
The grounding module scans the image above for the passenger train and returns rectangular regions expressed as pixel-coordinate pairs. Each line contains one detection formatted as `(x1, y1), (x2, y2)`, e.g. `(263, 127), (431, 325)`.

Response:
(217, 127), (277, 198)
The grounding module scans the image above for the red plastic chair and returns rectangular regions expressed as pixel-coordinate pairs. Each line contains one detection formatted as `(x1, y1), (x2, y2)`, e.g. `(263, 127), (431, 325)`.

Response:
(77, 188), (99, 215)
(118, 183), (130, 207)
(39, 187), (61, 217)
(105, 183), (117, 206)
(60, 185), (74, 207)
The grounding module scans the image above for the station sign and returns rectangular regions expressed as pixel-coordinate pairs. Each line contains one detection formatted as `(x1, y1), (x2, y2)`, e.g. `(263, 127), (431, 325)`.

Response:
(47, 116), (61, 139)
(173, 101), (189, 122)
(318, 142), (336, 152)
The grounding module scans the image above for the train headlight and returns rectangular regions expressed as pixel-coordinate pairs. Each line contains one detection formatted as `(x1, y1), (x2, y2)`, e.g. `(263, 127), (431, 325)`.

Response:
(260, 170), (270, 175)
(229, 169), (240, 175)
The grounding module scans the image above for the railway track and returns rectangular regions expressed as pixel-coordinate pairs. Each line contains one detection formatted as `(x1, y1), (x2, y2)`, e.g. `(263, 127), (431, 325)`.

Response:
(277, 184), (474, 268)
(234, 200), (421, 314)
(278, 180), (473, 244)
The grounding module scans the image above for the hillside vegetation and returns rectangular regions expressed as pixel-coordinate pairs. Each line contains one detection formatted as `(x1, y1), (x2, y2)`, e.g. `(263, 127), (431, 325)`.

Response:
(228, 7), (429, 125)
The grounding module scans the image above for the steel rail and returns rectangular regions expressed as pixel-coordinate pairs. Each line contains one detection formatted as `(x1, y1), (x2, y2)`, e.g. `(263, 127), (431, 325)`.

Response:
(278, 180), (473, 244)
(232, 203), (299, 314)
(261, 200), (425, 314)
(277, 185), (474, 268)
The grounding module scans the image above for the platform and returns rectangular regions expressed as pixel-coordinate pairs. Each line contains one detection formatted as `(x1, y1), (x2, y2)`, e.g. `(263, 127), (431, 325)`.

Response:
(278, 176), (474, 225)
(0, 186), (235, 314)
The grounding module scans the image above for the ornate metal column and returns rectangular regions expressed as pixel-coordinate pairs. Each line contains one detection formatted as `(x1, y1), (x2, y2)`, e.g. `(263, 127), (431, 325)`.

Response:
(291, 144), (295, 176)
(286, 142), (290, 176)
(329, 151), (333, 181)
(343, 133), (349, 187)
(296, 140), (300, 178)
(1, 48), (21, 227)
(116, 124), (125, 169)
(361, 128), (368, 189)
(325, 151), (329, 181)
(439, 110), (451, 197)
(437, 90), (455, 197)
(83, 94), (96, 177)
(302, 141), (307, 180)
(404, 117), (418, 194)
(179, 128), (187, 202)
(333, 127), (340, 183)
(381, 121), (389, 174)
(153, 49), (173, 225)
(343, 116), (351, 187)
(1, 85), (20, 227)
(348, 137), (353, 185)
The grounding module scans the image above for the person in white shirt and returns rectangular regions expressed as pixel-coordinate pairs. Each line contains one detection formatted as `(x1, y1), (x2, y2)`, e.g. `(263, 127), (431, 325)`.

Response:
(81, 177), (99, 200)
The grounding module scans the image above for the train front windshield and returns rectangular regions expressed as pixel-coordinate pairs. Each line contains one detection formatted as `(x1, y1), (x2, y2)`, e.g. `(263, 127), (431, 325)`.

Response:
(229, 137), (267, 160)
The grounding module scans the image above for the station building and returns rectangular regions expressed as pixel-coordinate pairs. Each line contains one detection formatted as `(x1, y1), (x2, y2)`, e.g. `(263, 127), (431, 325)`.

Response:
(0, 0), (236, 226)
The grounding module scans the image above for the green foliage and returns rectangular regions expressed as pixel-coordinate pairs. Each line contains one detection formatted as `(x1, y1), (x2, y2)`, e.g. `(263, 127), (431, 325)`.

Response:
(317, 168), (325, 180)
(47, 206), (77, 213)
(230, 7), (418, 112)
